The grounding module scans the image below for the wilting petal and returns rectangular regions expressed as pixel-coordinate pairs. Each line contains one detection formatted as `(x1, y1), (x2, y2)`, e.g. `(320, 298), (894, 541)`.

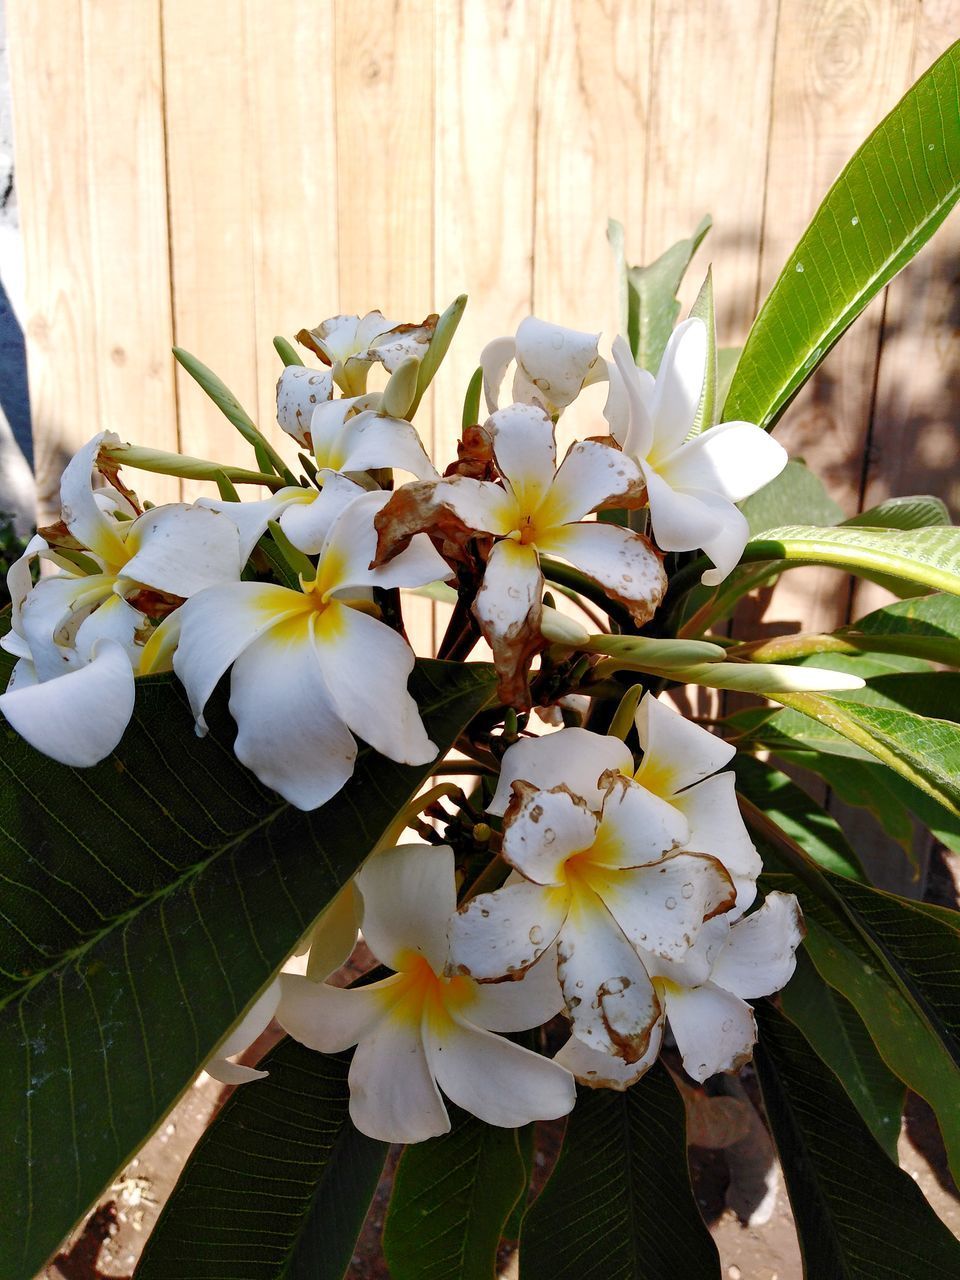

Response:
(591, 772), (688, 868)
(338, 411), (439, 481)
(59, 433), (127, 569)
(277, 473), (365, 557)
(473, 538), (543, 705)
(0, 638), (134, 766)
(277, 972), (395, 1051)
(197, 487), (312, 563)
(21, 573), (114, 679)
(558, 892), (661, 1062)
(206, 981), (281, 1084)
(488, 726), (633, 817)
(349, 1009), (450, 1142)
(540, 439), (645, 526)
(664, 981), (756, 1082)
(173, 582), (313, 731)
(75, 594), (143, 665)
(489, 402), (557, 513)
(314, 601), (435, 764)
(228, 616), (358, 810)
(317, 488), (442, 595)
(555, 1014), (664, 1089)
(502, 782), (598, 884)
(648, 319), (706, 458)
(513, 317), (600, 414)
(465, 945), (565, 1031)
(645, 916), (730, 988)
(480, 334), (517, 414)
(587, 850), (735, 961)
(304, 881), (360, 979)
(425, 1010), (575, 1127)
(357, 845), (455, 973)
(710, 892), (804, 998)
(122, 503), (242, 597)
(276, 366), (334, 445)
(536, 521), (666, 626)
(368, 532), (451, 592)
(432, 476), (517, 536)
(634, 693), (735, 795)
(7, 533), (48, 634)
(450, 880), (569, 980)
(671, 772), (762, 917)
(611, 337), (655, 460)
(661, 421), (787, 504)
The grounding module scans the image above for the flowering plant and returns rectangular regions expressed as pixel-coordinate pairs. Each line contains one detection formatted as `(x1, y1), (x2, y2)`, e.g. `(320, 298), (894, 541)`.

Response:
(2, 45), (960, 1280)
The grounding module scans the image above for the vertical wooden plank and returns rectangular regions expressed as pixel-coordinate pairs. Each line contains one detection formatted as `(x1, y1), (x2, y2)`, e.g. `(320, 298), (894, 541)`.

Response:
(433, 0), (540, 467)
(162, 0), (260, 492)
(850, 0), (960, 622)
(533, 0), (652, 448)
(7, 0), (99, 522)
(753, 0), (918, 635)
(244, 0), (340, 442)
(334, 0), (435, 651)
(81, 0), (180, 506)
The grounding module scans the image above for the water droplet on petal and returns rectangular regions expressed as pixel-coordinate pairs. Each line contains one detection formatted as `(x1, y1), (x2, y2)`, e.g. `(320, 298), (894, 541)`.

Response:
(681, 882), (694, 900)
(543, 828), (556, 845)
(665, 896), (677, 910)
(721, 1018), (733, 1033)
(529, 925), (544, 946)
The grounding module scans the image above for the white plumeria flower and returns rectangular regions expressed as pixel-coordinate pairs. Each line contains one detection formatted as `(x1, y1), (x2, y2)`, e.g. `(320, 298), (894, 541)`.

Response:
(275, 371), (437, 480)
(451, 762), (736, 1064)
(0, 435), (242, 766)
(424, 403), (663, 702)
(277, 844), (576, 1143)
(173, 486), (451, 810)
(609, 319), (788, 584)
(206, 882), (360, 1085)
(481, 316), (610, 419)
(297, 311), (436, 396)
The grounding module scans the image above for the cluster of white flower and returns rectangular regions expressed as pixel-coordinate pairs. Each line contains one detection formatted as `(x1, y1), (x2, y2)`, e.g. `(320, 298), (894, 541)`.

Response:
(1, 305), (808, 1142)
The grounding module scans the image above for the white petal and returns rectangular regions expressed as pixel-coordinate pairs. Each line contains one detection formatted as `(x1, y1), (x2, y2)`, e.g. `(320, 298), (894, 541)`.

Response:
(472, 538), (542, 664)
(588, 850), (736, 961)
(558, 893), (661, 1062)
(555, 1015), (664, 1090)
(74, 594), (143, 665)
(665, 982), (757, 1082)
(480, 334), (516, 414)
(228, 617), (358, 810)
(5, 655), (37, 690)
(693, 492), (752, 586)
(348, 1009), (450, 1142)
(277, 972), (393, 1051)
(303, 881), (360, 979)
(540, 440), (645, 527)
(710, 892), (804, 998)
(314, 602), (435, 763)
(212, 980), (281, 1063)
(488, 727), (633, 817)
(671, 772), (762, 917)
(502, 783), (598, 885)
(649, 319), (706, 458)
(369, 532), (451, 592)
(425, 1011), (575, 1126)
(536, 521), (666, 625)
(338, 411), (438, 481)
(450, 881), (569, 980)
(0, 638), (134, 766)
(205, 1059), (269, 1085)
(197, 488), (311, 563)
(465, 946), (565, 1031)
(611, 337), (655, 460)
(21, 573), (113, 679)
(173, 582), (312, 731)
(59, 433), (127, 568)
(591, 772), (689, 868)
(122, 504), (242, 597)
(633, 693), (735, 795)
(432, 476), (517, 536)
(276, 366), (334, 445)
(356, 844), (455, 974)
(661, 422), (787, 504)
(642, 462), (725, 553)
(601, 357), (630, 446)
(6, 533), (48, 634)
(489, 402), (558, 513)
(513, 316), (600, 413)
(318, 487), (450, 592)
(645, 916), (731, 988)
(277, 473), (365, 557)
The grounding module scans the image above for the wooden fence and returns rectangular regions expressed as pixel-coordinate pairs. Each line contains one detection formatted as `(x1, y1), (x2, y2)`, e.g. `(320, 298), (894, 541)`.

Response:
(8, 0), (959, 647)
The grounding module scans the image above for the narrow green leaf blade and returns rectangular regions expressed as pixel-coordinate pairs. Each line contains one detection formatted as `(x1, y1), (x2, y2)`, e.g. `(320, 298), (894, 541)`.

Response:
(840, 593), (960, 667)
(725, 41), (960, 430)
(383, 1106), (528, 1280)
(519, 1064), (720, 1280)
(755, 1003), (960, 1279)
(626, 215), (712, 372)
(136, 1040), (387, 1279)
(689, 268), (717, 433)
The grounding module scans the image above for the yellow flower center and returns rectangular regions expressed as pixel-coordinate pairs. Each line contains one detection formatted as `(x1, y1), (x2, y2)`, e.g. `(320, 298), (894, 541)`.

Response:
(387, 950), (475, 1028)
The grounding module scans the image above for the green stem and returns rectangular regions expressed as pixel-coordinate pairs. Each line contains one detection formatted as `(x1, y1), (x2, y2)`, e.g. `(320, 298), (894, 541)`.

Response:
(105, 444), (286, 490)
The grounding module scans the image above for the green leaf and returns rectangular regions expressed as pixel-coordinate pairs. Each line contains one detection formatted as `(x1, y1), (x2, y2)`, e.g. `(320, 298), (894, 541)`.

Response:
(410, 294), (467, 417)
(724, 41), (960, 431)
(843, 494), (951, 531)
(461, 365), (483, 430)
(715, 346), (740, 412)
(779, 950), (904, 1159)
(625, 215), (712, 372)
(136, 1040), (387, 1279)
(383, 1106), (529, 1280)
(733, 754), (865, 880)
(754, 1004), (960, 1278)
(840, 593), (960, 667)
(273, 335), (304, 367)
(0, 661), (494, 1278)
(689, 268), (717, 433)
(519, 1064), (720, 1280)
(740, 460), (844, 535)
